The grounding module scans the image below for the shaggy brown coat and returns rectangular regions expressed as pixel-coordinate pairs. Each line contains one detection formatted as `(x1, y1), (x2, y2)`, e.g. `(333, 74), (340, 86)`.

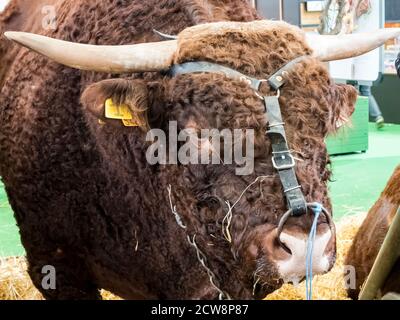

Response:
(345, 166), (400, 299)
(0, 0), (58, 88)
(0, 0), (356, 299)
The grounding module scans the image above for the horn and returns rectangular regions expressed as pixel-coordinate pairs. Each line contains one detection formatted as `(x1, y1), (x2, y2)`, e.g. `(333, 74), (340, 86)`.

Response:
(153, 29), (178, 40)
(4, 31), (177, 73)
(307, 28), (400, 62)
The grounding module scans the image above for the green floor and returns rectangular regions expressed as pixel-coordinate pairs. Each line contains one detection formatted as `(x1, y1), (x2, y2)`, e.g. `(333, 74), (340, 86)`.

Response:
(0, 182), (23, 256)
(0, 123), (399, 257)
(329, 123), (400, 220)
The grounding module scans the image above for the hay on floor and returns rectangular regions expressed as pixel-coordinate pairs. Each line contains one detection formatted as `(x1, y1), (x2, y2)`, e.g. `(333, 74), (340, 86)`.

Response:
(0, 256), (42, 300)
(0, 256), (119, 300)
(0, 213), (366, 300)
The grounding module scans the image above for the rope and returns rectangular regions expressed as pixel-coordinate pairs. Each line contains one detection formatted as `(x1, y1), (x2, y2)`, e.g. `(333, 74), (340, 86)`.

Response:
(305, 202), (323, 300)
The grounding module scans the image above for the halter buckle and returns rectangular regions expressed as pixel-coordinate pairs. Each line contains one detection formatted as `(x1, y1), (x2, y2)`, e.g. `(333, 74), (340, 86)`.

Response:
(271, 153), (295, 170)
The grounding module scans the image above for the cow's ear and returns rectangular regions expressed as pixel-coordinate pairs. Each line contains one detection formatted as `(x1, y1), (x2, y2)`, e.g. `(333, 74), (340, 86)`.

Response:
(331, 83), (358, 131)
(81, 79), (150, 130)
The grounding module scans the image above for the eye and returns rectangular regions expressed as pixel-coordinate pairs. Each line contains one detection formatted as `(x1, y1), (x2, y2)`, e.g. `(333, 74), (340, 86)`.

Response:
(197, 195), (221, 210)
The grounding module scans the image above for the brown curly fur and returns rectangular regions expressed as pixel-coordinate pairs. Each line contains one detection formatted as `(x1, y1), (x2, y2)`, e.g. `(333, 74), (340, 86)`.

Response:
(0, 0), (57, 88)
(0, 0), (356, 299)
(345, 166), (400, 299)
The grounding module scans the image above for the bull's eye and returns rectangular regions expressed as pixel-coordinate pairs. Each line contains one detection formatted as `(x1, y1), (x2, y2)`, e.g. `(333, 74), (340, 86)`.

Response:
(197, 196), (221, 210)
(208, 197), (220, 208)
(246, 189), (261, 202)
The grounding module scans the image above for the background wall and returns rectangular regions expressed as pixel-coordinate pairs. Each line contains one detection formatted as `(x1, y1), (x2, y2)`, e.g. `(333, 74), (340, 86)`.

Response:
(256, 0), (400, 124)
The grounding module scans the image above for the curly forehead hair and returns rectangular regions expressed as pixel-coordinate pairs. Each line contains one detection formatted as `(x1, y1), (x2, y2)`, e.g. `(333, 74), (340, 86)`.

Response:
(168, 20), (356, 138)
(175, 20), (312, 76)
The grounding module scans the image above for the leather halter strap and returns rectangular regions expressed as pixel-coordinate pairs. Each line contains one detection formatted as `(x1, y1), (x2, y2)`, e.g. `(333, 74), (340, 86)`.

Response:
(170, 56), (306, 92)
(169, 56), (308, 217)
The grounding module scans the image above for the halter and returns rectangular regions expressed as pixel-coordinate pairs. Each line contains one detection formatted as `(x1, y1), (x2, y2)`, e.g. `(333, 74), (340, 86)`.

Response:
(170, 56), (308, 217)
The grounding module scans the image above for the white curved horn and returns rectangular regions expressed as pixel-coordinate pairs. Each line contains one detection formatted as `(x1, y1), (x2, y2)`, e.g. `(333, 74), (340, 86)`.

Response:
(307, 28), (400, 62)
(4, 31), (177, 73)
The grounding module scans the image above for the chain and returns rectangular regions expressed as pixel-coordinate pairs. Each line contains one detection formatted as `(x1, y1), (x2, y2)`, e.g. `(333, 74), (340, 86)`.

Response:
(187, 234), (232, 300)
(167, 185), (232, 300)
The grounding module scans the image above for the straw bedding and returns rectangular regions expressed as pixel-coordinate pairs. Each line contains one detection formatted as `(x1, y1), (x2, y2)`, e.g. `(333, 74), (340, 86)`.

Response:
(0, 213), (366, 300)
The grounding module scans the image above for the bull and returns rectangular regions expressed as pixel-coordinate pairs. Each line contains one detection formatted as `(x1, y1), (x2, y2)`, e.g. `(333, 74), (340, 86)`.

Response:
(1, 0), (399, 299)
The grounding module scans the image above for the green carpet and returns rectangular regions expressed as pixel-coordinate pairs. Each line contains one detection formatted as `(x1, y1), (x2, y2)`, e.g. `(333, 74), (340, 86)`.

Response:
(0, 181), (24, 256)
(330, 123), (400, 220)
(0, 123), (399, 257)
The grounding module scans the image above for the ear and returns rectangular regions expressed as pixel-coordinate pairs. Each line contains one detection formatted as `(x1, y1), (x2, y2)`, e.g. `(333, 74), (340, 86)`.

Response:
(331, 83), (358, 130)
(81, 79), (150, 130)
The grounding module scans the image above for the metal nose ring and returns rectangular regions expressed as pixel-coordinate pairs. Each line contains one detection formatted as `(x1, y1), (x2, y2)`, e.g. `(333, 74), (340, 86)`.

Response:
(276, 204), (334, 250)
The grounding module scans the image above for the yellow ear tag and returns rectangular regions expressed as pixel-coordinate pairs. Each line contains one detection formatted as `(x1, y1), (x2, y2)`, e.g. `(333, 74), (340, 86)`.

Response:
(105, 98), (133, 120)
(122, 119), (141, 127)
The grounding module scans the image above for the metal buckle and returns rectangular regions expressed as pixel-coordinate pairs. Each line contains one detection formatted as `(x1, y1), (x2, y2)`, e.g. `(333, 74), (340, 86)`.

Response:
(271, 153), (296, 170)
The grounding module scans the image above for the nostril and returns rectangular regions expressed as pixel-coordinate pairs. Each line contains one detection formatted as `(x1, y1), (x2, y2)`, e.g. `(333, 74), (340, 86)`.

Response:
(277, 237), (292, 255)
(276, 227), (293, 255)
(317, 213), (329, 225)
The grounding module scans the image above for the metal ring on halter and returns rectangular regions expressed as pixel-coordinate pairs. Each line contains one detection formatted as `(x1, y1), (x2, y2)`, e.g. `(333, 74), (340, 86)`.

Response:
(317, 204), (334, 232)
(276, 208), (293, 253)
(276, 204), (334, 253)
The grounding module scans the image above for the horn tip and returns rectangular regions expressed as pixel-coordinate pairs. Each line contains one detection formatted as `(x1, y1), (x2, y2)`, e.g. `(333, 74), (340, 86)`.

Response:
(4, 31), (13, 39)
(4, 31), (21, 41)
